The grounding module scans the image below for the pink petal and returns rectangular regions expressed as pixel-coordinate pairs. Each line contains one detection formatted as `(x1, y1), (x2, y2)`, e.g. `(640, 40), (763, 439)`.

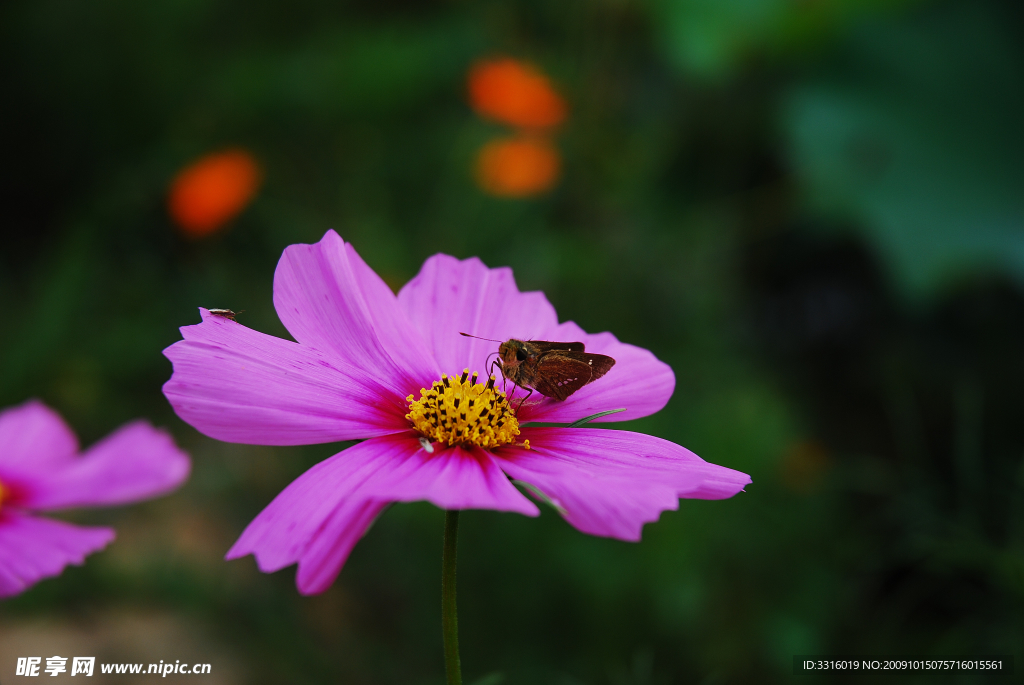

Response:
(227, 432), (536, 594)
(163, 310), (411, 445)
(293, 498), (388, 595)
(26, 421), (190, 510)
(395, 257), (673, 423)
(226, 438), (397, 574)
(273, 230), (439, 392)
(357, 442), (538, 514)
(0, 511), (114, 598)
(397, 254), (559, 376)
(491, 428), (751, 541)
(0, 400), (78, 477)
(519, 321), (676, 424)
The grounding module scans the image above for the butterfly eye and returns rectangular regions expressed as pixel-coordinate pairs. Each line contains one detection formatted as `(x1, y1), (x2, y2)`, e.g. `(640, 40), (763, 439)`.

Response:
(515, 348), (527, 362)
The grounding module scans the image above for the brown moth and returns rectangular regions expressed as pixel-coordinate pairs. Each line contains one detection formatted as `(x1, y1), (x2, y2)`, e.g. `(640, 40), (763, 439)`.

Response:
(208, 308), (242, 320)
(461, 333), (616, 403)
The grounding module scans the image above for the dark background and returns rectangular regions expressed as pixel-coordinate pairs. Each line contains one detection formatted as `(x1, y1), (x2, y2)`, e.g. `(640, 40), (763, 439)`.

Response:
(1, 0), (1022, 683)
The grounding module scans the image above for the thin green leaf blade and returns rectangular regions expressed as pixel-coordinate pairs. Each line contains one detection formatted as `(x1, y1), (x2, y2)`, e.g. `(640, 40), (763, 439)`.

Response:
(565, 408), (626, 428)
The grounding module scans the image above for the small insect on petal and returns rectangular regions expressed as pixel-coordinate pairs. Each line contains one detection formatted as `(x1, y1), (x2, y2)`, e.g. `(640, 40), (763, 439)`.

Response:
(419, 437), (435, 453)
(208, 309), (241, 321)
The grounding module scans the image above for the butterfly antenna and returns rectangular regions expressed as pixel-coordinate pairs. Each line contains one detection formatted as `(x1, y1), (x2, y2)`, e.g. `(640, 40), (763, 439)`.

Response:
(460, 332), (504, 343)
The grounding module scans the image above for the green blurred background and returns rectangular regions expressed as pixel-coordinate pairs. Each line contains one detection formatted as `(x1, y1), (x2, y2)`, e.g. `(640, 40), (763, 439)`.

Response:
(1, 0), (1023, 682)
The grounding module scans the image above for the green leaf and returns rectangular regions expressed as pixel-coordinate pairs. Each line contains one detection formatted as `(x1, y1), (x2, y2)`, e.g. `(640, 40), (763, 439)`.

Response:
(565, 409), (626, 428)
(784, 3), (1024, 297)
(512, 481), (567, 516)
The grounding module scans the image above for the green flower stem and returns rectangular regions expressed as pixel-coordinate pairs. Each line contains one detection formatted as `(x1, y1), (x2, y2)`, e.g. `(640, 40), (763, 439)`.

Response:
(442, 510), (463, 685)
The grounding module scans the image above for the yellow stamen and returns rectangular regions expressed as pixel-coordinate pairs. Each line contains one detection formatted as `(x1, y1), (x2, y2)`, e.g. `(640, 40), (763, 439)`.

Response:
(406, 369), (520, 449)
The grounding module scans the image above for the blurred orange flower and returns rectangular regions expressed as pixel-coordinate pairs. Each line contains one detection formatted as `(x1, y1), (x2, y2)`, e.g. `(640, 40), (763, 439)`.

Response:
(475, 136), (561, 197)
(468, 58), (567, 129)
(168, 149), (262, 237)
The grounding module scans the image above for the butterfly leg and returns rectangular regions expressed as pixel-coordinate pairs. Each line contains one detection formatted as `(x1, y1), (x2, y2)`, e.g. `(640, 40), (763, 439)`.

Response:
(515, 387), (533, 415)
(491, 359), (510, 395)
(489, 359), (513, 410)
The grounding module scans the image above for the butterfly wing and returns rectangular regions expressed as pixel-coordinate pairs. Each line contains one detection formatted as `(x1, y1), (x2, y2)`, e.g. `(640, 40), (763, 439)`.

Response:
(526, 342), (615, 381)
(582, 353), (615, 381)
(528, 340), (586, 353)
(532, 355), (594, 401)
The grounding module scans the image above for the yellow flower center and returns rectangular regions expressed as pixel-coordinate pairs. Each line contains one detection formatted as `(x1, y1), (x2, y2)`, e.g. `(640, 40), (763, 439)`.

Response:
(406, 369), (525, 449)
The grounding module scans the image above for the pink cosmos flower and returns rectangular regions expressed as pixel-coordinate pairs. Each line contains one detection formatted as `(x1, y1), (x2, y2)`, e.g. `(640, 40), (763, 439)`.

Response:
(0, 400), (191, 598)
(162, 230), (750, 595)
